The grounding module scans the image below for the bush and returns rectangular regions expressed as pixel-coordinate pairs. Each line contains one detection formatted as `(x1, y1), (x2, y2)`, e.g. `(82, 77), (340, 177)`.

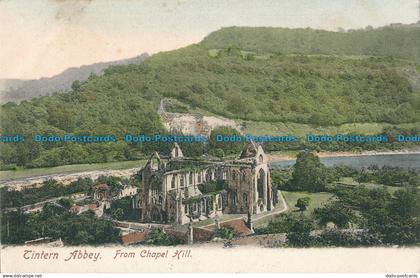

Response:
(145, 228), (183, 246)
(216, 227), (235, 240)
(295, 197), (310, 211)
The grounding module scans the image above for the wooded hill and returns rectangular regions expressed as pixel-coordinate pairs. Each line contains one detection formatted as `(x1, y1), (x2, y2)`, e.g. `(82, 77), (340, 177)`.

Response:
(1, 24), (419, 168)
(202, 24), (420, 62)
(0, 54), (149, 103)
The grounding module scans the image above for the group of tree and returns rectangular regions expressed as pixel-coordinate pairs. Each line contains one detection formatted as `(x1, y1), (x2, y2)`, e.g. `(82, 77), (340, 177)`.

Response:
(0, 178), (93, 209)
(272, 155), (419, 191)
(329, 186), (420, 245)
(255, 186), (419, 246)
(0, 175), (137, 245)
(1, 203), (120, 245)
(282, 152), (329, 192)
(264, 150), (420, 246)
(264, 125), (420, 154)
(105, 196), (138, 221)
(0, 175), (131, 209)
(1, 25), (419, 169)
(355, 165), (419, 186)
(202, 25), (420, 62)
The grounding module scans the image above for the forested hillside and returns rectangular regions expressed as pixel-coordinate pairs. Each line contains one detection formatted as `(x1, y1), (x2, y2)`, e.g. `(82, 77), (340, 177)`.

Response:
(1, 25), (419, 169)
(202, 24), (420, 62)
(0, 53), (149, 103)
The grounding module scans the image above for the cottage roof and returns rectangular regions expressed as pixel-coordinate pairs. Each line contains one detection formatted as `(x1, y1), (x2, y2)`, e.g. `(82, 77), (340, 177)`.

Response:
(70, 205), (82, 213)
(121, 231), (147, 245)
(87, 203), (98, 210)
(220, 218), (253, 237)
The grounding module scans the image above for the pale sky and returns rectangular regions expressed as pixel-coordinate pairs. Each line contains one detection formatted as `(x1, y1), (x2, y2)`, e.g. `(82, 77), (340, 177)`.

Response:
(0, 0), (418, 79)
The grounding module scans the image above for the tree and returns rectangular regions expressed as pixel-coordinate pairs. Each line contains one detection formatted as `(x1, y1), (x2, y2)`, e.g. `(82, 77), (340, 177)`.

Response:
(271, 170), (291, 190)
(287, 152), (328, 192)
(356, 169), (371, 184)
(364, 188), (420, 245)
(314, 201), (355, 228)
(209, 148), (224, 159)
(254, 214), (299, 235)
(286, 215), (314, 247)
(58, 198), (74, 210)
(335, 186), (420, 245)
(295, 197), (310, 212)
(71, 80), (81, 92)
(389, 188), (420, 219)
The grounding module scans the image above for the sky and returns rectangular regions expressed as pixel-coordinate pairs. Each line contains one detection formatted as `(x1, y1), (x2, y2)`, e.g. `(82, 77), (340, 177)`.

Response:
(0, 0), (418, 79)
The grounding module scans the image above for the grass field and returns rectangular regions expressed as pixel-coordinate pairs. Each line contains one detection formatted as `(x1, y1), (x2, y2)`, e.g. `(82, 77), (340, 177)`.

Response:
(337, 177), (405, 194)
(0, 160), (146, 181)
(253, 190), (335, 228)
(244, 121), (420, 137)
(281, 191), (335, 216)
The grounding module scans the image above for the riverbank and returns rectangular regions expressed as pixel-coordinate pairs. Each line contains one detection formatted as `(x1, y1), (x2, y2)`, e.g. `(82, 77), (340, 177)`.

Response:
(0, 167), (142, 190)
(2, 149), (419, 188)
(0, 159), (146, 186)
(267, 149), (420, 162)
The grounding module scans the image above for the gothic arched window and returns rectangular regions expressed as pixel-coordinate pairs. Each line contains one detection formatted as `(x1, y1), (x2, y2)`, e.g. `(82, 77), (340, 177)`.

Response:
(180, 175), (185, 187)
(171, 175), (176, 189)
(243, 193), (248, 205)
(189, 172), (193, 185)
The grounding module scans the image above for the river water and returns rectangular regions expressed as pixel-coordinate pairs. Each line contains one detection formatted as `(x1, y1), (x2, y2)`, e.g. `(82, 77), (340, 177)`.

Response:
(270, 153), (420, 169)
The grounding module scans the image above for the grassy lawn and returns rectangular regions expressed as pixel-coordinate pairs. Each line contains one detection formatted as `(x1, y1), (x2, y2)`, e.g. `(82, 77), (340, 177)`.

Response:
(0, 160), (146, 181)
(282, 191), (335, 216)
(338, 177), (405, 195)
(253, 190), (335, 228)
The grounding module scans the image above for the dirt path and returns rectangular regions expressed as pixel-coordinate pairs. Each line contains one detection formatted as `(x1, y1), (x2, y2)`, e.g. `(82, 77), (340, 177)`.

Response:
(252, 191), (289, 222)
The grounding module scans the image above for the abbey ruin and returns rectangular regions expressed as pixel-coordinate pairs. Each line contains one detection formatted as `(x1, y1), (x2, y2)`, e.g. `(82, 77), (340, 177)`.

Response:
(134, 142), (277, 225)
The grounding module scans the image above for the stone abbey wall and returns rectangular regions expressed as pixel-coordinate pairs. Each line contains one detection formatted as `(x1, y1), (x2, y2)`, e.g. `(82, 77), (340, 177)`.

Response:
(136, 142), (274, 225)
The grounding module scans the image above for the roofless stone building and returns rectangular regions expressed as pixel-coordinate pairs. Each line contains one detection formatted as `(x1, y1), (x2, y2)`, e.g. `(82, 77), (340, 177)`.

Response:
(134, 142), (277, 225)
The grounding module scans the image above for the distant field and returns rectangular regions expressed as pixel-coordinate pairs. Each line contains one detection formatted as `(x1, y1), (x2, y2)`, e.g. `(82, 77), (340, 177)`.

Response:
(244, 121), (420, 137)
(0, 160), (145, 181)
(337, 177), (406, 194)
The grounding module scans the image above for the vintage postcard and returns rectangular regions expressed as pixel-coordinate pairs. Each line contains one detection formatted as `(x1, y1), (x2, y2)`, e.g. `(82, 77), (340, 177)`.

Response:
(0, 0), (419, 275)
